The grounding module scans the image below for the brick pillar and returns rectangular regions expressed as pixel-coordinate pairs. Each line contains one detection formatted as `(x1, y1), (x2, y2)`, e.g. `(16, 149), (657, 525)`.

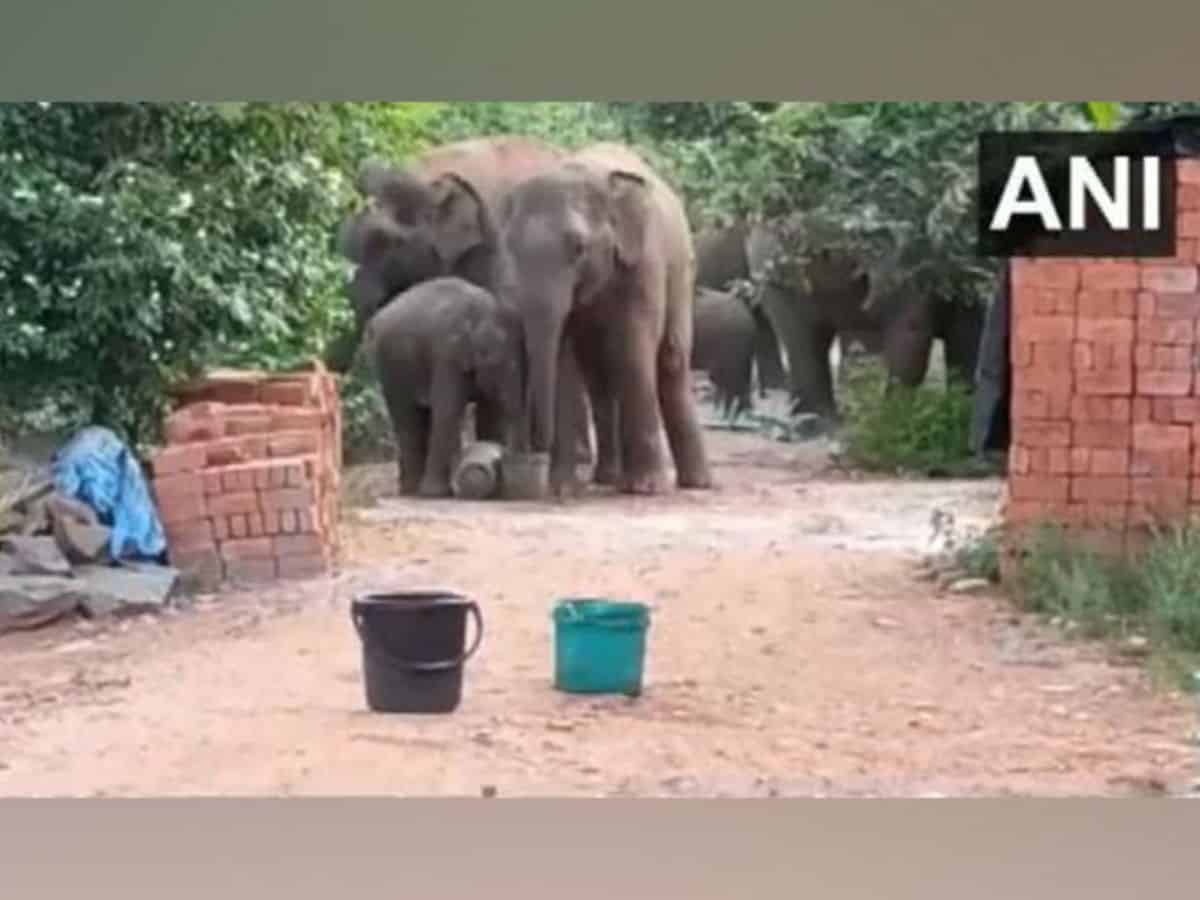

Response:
(148, 364), (342, 592)
(1004, 158), (1200, 554)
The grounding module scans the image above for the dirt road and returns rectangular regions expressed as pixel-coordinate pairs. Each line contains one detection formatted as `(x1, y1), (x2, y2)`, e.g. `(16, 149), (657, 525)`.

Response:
(1, 428), (1197, 797)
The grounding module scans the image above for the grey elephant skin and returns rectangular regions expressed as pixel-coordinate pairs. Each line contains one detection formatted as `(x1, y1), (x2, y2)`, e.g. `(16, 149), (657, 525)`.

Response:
(498, 142), (713, 496)
(332, 135), (567, 367)
(698, 218), (986, 421)
(336, 134), (594, 471)
(363, 277), (524, 498)
(694, 222), (787, 397)
(691, 287), (755, 418)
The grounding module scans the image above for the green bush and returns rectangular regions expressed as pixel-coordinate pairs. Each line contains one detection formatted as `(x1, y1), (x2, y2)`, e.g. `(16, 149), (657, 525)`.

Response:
(1009, 520), (1200, 686)
(838, 358), (976, 475)
(0, 101), (436, 450)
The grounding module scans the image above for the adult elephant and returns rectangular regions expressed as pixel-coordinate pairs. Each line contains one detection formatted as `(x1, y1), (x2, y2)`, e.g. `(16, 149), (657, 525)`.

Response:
(336, 135), (567, 353)
(700, 217), (986, 422)
(336, 135), (594, 468)
(497, 142), (713, 496)
(691, 287), (756, 419)
(695, 223), (788, 396)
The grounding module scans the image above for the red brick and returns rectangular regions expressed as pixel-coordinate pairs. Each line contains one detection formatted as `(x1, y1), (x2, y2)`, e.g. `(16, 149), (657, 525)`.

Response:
(1076, 317), (1134, 344)
(1180, 211), (1200, 238)
(1013, 261), (1080, 291)
(1138, 370), (1193, 396)
(273, 534), (325, 558)
(1014, 419), (1071, 446)
(1142, 265), (1199, 294)
(261, 381), (311, 407)
(221, 536), (274, 561)
(152, 444), (207, 477)
(213, 516), (231, 541)
(225, 415), (273, 436)
(295, 509), (317, 533)
(1069, 396), (1130, 424)
(1080, 262), (1139, 291)
(1011, 384), (1072, 420)
(271, 410), (323, 432)
(164, 518), (214, 554)
(263, 512), (283, 536)
(1069, 448), (1091, 475)
(1174, 398), (1200, 423)
(277, 510), (297, 534)
(1075, 365), (1132, 396)
(1179, 160), (1200, 184)
(207, 491), (260, 517)
(1180, 185), (1200, 209)
(228, 514), (248, 539)
(1131, 448), (1190, 478)
(1132, 478), (1190, 510)
(1071, 477), (1130, 503)
(1076, 502), (1129, 528)
(223, 558), (278, 584)
(268, 432), (320, 458)
(1015, 288), (1077, 317)
(1088, 448), (1128, 475)
(259, 487), (316, 512)
(1146, 292), (1200, 320)
(154, 475), (207, 525)
(165, 416), (223, 445)
(201, 471), (225, 496)
(1134, 422), (1190, 449)
(277, 553), (328, 580)
(247, 513), (265, 537)
(1011, 339), (1034, 368)
(1077, 290), (1136, 319)
(1015, 315), (1075, 343)
(1074, 423), (1130, 449)
(1010, 475), (1070, 502)
(1139, 317), (1194, 344)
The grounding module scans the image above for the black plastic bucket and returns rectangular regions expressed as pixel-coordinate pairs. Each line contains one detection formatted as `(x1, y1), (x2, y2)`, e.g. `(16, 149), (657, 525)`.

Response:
(350, 591), (484, 714)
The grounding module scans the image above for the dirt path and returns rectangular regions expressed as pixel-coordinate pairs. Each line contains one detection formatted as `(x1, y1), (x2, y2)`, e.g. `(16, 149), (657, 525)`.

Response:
(1, 429), (1197, 797)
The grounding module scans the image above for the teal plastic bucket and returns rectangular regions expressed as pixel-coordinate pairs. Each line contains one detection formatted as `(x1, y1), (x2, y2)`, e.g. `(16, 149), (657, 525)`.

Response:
(552, 599), (650, 696)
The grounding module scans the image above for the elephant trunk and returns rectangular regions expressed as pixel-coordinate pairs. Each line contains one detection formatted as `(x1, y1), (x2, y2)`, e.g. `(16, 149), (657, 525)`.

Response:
(524, 306), (567, 455)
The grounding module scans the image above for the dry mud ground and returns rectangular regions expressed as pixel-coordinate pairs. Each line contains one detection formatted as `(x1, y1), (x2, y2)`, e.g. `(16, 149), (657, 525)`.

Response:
(1, 422), (1198, 798)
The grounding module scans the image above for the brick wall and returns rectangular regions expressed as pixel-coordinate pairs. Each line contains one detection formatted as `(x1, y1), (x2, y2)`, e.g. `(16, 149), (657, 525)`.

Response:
(149, 365), (342, 592)
(1004, 158), (1200, 553)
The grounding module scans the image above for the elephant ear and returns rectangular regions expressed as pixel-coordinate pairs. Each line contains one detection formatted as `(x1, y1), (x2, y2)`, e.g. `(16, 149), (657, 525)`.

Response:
(607, 170), (649, 267)
(429, 173), (488, 267)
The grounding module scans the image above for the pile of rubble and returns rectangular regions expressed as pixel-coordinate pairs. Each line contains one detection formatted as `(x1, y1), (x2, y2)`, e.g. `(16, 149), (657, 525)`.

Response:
(0, 445), (177, 637)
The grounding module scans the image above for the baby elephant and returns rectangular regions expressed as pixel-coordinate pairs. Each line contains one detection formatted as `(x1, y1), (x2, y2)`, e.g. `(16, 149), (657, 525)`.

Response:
(691, 287), (756, 419)
(363, 277), (524, 498)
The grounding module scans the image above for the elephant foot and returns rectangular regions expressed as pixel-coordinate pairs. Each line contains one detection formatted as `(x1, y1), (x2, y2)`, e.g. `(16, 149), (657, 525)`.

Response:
(593, 460), (621, 487)
(417, 478), (452, 499)
(549, 462), (588, 500)
(618, 469), (672, 496)
(677, 469), (714, 491)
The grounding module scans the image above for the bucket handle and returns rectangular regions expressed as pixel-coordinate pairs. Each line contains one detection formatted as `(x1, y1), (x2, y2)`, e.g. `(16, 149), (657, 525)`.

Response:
(353, 601), (484, 673)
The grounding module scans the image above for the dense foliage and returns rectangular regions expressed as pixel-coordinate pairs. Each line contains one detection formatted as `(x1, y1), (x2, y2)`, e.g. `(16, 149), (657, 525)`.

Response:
(5, 100), (1200, 456)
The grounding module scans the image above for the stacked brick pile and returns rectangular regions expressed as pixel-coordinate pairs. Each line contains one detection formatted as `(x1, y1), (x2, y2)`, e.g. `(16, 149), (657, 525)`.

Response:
(1005, 158), (1200, 553)
(149, 365), (342, 591)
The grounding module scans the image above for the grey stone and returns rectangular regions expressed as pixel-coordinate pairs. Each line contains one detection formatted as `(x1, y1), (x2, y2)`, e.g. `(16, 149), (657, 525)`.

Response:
(72, 563), (179, 618)
(0, 576), (86, 634)
(53, 515), (111, 564)
(0, 535), (72, 577)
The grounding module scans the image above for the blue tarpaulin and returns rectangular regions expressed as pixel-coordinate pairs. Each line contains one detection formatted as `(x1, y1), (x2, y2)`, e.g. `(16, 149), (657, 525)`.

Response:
(50, 426), (167, 562)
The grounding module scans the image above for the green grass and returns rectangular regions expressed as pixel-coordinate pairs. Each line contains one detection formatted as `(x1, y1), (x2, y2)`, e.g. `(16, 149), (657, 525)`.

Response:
(1006, 521), (1200, 691)
(838, 358), (988, 477)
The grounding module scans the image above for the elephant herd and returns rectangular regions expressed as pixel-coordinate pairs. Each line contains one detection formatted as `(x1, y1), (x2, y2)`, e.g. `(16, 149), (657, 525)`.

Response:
(335, 134), (989, 500)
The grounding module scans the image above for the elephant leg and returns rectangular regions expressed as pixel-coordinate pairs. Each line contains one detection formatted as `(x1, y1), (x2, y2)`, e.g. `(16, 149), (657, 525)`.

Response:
(608, 306), (672, 495)
(418, 366), (469, 498)
(659, 273), (713, 491)
(786, 320), (837, 420)
(549, 335), (590, 499)
(379, 380), (429, 496)
(884, 326), (934, 390)
(940, 300), (985, 391)
(751, 308), (787, 394)
(576, 328), (621, 487)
